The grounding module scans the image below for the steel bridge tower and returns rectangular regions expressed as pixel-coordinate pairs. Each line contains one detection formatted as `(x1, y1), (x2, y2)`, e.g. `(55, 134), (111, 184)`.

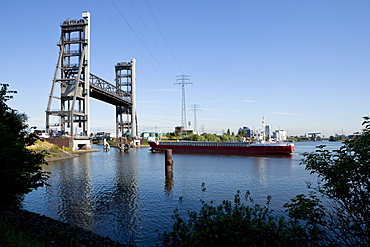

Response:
(46, 12), (90, 136)
(46, 12), (138, 140)
(115, 59), (138, 138)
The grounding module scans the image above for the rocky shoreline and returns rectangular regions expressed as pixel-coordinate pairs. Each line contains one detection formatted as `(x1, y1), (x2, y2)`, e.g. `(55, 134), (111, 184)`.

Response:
(1, 209), (128, 246)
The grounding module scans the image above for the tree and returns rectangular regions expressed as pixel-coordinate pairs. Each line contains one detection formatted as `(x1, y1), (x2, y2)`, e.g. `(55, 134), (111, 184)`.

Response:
(285, 116), (370, 246)
(0, 84), (49, 210)
(160, 190), (312, 247)
(238, 129), (246, 137)
(201, 133), (220, 142)
(189, 134), (205, 142)
(220, 133), (230, 142)
(226, 128), (231, 136)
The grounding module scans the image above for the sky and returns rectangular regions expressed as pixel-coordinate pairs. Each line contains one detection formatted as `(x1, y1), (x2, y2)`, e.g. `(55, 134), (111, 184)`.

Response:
(1, 0), (369, 137)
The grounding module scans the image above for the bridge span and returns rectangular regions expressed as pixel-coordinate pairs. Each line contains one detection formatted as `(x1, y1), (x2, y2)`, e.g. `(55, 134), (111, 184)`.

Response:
(89, 73), (132, 106)
(45, 12), (137, 138)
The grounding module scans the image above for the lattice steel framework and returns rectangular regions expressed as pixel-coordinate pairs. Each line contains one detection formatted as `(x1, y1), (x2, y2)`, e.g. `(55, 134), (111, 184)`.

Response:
(115, 59), (138, 138)
(46, 12), (138, 138)
(190, 104), (200, 132)
(175, 75), (192, 130)
(46, 12), (90, 136)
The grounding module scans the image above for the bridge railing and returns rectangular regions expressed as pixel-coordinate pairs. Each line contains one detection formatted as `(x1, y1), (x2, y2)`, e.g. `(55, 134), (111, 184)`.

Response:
(89, 73), (131, 99)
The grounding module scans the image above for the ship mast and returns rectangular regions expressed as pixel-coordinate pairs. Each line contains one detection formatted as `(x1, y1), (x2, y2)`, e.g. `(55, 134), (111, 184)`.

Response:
(262, 117), (265, 142)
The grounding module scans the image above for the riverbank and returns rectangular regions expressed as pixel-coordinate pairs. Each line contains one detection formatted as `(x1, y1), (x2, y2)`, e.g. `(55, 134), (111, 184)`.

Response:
(0, 209), (127, 246)
(27, 139), (100, 162)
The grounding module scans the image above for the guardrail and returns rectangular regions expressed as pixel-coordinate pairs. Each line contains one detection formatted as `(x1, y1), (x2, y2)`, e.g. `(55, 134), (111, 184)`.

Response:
(90, 74), (130, 98)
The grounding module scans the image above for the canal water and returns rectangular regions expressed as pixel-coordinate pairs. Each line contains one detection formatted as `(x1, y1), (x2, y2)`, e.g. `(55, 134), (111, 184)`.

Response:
(23, 141), (343, 246)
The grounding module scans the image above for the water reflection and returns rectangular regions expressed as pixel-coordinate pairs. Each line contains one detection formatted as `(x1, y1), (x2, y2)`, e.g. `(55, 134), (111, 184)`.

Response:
(22, 142), (344, 245)
(92, 150), (141, 241)
(165, 170), (174, 195)
(45, 157), (95, 229)
(27, 148), (143, 243)
(251, 157), (269, 188)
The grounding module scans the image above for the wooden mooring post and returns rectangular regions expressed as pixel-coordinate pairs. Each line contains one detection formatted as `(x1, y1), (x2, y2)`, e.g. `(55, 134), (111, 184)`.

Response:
(165, 149), (174, 171)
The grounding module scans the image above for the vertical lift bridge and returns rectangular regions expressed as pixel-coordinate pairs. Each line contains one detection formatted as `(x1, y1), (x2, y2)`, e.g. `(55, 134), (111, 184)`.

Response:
(46, 12), (138, 138)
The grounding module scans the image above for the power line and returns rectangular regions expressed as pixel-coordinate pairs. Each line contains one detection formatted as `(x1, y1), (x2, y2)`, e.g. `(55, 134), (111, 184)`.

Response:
(94, 0), (142, 57)
(94, 0), (174, 83)
(129, 0), (178, 75)
(94, 0), (162, 78)
(145, 0), (184, 74)
(110, 0), (173, 79)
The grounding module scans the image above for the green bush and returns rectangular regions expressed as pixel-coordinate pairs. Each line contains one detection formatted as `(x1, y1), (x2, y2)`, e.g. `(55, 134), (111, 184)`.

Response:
(189, 134), (206, 142)
(285, 116), (370, 246)
(62, 147), (72, 152)
(51, 144), (60, 151)
(160, 190), (312, 247)
(0, 84), (49, 210)
(47, 153), (62, 158)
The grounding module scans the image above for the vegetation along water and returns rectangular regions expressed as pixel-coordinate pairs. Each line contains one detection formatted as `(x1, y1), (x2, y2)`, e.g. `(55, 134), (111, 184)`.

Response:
(2, 84), (369, 246)
(22, 141), (343, 245)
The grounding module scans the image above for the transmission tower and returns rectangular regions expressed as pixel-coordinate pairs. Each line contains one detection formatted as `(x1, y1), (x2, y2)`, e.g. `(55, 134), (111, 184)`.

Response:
(190, 104), (200, 132)
(174, 75), (192, 130)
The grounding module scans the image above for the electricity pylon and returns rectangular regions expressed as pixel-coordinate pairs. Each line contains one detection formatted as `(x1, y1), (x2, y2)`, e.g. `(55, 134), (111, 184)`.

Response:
(174, 75), (192, 130)
(190, 104), (200, 132)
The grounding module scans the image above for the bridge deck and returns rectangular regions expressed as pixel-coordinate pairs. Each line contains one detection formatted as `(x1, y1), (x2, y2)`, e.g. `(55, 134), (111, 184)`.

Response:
(89, 73), (132, 106)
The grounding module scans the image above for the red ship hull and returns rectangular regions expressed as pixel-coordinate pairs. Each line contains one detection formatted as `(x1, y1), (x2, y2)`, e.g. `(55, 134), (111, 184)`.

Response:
(148, 141), (294, 155)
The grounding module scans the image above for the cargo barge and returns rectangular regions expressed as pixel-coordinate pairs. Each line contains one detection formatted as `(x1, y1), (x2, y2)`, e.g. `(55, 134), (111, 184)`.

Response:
(148, 141), (294, 155)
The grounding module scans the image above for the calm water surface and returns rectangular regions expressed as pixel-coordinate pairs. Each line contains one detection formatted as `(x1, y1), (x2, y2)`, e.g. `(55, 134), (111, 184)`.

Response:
(23, 141), (343, 246)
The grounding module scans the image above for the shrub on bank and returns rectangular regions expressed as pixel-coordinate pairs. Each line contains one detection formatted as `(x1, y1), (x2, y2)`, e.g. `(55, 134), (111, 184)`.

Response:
(0, 84), (49, 210)
(62, 146), (73, 152)
(285, 116), (370, 246)
(161, 117), (370, 246)
(159, 190), (313, 247)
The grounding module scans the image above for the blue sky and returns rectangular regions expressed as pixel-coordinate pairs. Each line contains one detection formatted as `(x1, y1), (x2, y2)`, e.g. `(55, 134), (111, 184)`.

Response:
(1, 0), (369, 137)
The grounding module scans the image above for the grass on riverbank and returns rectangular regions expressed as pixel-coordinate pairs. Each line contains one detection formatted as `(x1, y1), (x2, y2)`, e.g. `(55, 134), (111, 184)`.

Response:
(27, 140), (73, 160)
(0, 211), (81, 247)
(0, 209), (127, 247)
(0, 217), (45, 247)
